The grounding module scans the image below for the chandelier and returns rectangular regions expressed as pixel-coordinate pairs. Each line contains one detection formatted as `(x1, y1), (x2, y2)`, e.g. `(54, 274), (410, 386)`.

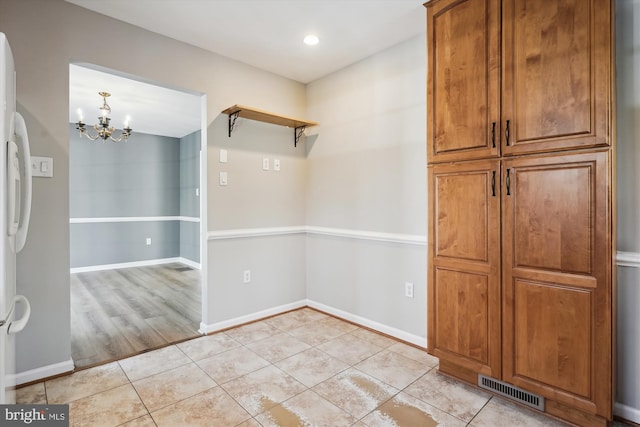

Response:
(76, 91), (133, 142)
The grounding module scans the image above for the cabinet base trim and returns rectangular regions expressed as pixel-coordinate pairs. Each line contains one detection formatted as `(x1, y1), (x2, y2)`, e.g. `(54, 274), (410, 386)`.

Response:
(478, 374), (544, 411)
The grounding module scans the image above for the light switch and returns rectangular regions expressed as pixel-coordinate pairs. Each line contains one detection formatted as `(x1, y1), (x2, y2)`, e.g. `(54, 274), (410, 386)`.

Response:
(219, 171), (228, 186)
(262, 158), (270, 171)
(220, 149), (228, 163)
(31, 156), (53, 178)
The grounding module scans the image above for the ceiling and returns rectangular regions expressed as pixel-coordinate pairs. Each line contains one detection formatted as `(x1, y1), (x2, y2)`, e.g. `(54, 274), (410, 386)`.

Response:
(69, 64), (202, 138)
(66, 0), (426, 138)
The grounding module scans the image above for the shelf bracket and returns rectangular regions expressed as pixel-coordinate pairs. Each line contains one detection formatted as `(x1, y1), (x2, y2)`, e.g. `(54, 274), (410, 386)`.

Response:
(228, 111), (240, 137)
(294, 126), (307, 147)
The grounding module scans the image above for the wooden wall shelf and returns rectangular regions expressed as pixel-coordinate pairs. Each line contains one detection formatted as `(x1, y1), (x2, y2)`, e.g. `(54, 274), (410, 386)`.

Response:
(222, 104), (318, 146)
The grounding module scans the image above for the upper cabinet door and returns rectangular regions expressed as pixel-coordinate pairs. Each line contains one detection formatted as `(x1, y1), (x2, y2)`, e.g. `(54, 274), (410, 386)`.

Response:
(501, 0), (613, 155)
(427, 0), (501, 163)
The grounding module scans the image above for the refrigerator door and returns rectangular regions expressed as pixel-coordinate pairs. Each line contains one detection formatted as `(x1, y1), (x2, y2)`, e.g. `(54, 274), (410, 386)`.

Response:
(0, 31), (14, 404)
(0, 32), (32, 404)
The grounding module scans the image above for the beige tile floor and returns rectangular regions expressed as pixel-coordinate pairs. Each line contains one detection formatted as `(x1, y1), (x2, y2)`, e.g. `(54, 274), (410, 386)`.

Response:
(15, 308), (631, 426)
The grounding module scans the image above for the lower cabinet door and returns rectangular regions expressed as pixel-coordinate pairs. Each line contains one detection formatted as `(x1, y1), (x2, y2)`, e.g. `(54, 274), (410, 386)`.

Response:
(501, 151), (612, 418)
(428, 159), (501, 379)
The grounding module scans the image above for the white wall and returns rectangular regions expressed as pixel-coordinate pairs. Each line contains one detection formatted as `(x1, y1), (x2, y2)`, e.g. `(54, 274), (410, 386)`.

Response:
(0, 0), (307, 375)
(305, 35), (428, 343)
(615, 0), (640, 422)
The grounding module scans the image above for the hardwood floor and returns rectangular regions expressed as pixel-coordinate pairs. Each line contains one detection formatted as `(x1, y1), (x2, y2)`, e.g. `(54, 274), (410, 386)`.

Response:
(71, 263), (201, 369)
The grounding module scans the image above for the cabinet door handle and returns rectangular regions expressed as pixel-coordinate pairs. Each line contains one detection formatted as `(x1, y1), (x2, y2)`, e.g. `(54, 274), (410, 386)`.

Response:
(491, 122), (496, 148)
(506, 168), (511, 196)
(491, 171), (496, 197)
(505, 119), (511, 146)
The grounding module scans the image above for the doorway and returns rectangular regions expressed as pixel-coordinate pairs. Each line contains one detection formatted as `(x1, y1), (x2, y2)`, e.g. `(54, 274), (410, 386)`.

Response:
(68, 63), (207, 369)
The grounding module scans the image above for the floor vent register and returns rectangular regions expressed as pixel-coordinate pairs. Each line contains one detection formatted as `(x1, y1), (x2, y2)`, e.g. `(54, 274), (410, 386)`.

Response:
(478, 374), (545, 411)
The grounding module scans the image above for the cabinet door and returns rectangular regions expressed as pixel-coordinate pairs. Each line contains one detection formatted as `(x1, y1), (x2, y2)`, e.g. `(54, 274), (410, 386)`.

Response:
(502, 151), (612, 418)
(428, 160), (501, 378)
(426, 0), (500, 163)
(501, 0), (613, 156)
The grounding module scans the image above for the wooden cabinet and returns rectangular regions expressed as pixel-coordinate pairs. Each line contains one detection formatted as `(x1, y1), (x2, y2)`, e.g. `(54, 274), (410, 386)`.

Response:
(501, 0), (613, 156)
(502, 151), (612, 420)
(426, 0), (500, 162)
(428, 160), (501, 378)
(427, 0), (613, 163)
(426, 0), (615, 425)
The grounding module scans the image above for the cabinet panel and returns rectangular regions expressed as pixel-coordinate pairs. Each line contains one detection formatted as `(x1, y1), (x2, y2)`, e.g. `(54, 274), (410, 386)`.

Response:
(512, 280), (591, 398)
(434, 170), (490, 262)
(428, 160), (501, 377)
(434, 268), (490, 364)
(502, 0), (613, 155)
(502, 151), (611, 417)
(427, 0), (500, 162)
(511, 162), (593, 274)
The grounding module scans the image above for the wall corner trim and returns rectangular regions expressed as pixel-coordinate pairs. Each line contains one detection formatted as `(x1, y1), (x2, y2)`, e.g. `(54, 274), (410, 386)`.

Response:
(614, 401), (640, 424)
(617, 251), (640, 268)
(15, 359), (75, 386)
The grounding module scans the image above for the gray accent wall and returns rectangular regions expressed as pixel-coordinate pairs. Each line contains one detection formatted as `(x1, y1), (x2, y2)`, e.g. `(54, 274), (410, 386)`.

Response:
(69, 124), (193, 268)
(71, 221), (180, 267)
(69, 124), (180, 218)
(180, 130), (200, 263)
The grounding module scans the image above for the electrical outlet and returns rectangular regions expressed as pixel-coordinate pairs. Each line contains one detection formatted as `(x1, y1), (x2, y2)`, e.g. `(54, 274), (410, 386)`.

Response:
(219, 171), (228, 186)
(273, 159), (281, 171)
(243, 270), (251, 283)
(146, 238), (151, 246)
(405, 282), (414, 298)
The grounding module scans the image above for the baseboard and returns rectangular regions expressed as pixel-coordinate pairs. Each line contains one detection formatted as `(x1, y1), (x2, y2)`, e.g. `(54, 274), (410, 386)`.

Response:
(198, 300), (307, 334)
(15, 359), (74, 385)
(177, 257), (201, 270)
(615, 402), (640, 424)
(71, 257), (201, 273)
(306, 299), (427, 348)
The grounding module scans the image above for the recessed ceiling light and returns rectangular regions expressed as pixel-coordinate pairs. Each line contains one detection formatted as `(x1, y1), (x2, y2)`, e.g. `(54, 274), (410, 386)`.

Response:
(304, 34), (319, 46)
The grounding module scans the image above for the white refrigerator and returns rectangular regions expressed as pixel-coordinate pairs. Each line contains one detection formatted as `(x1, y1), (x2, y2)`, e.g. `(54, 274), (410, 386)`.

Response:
(0, 32), (33, 404)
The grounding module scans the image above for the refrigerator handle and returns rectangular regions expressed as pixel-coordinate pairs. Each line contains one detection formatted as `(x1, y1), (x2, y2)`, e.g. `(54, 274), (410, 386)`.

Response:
(7, 295), (30, 335)
(13, 112), (31, 253)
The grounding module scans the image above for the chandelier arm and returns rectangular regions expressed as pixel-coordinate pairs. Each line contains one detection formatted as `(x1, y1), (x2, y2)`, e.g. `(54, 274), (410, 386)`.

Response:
(82, 130), (101, 141)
